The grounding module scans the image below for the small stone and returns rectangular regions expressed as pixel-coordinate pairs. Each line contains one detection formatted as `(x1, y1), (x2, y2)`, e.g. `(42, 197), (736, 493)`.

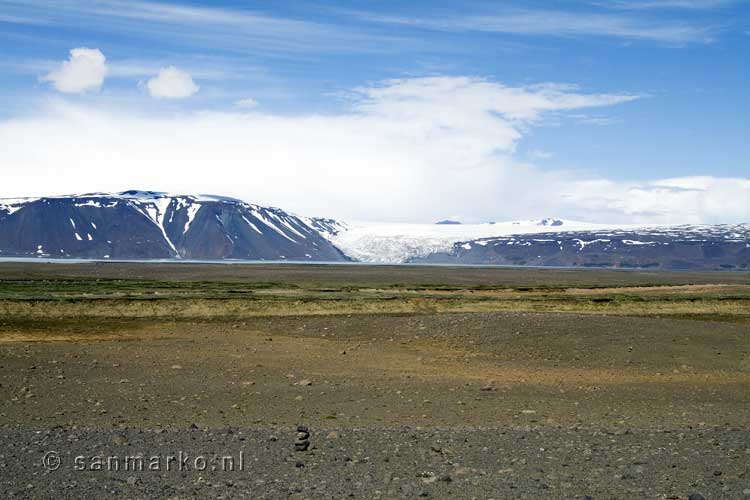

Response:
(296, 432), (310, 440)
(295, 461), (304, 468)
(126, 476), (137, 486)
(189, 423), (199, 430)
(297, 379), (312, 386)
(713, 470), (723, 476)
(438, 474), (452, 483)
(327, 431), (339, 439)
(112, 434), (128, 445)
(688, 495), (706, 500)
(170, 365), (182, 370)
(297, 425), (309, 433)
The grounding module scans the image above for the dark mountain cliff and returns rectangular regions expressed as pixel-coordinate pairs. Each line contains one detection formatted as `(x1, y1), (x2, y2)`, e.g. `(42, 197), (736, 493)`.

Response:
(0, 191), (349, 261)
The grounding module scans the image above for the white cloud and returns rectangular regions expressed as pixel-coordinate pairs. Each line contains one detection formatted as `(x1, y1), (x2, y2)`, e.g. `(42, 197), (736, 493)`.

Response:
(146, 66), (199, 99)
(234, 98), (259, 109)
(0, 76), (747, 224)
(40, 48), (107, 93)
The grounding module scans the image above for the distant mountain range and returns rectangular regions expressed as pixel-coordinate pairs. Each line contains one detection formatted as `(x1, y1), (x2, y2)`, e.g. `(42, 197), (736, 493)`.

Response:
(1, 191), (748, 270)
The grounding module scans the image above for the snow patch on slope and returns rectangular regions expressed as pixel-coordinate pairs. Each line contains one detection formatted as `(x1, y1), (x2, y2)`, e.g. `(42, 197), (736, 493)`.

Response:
(127, 196), (179, 254)
(183, 203), (201, 234)
(251, 209), (298, 243)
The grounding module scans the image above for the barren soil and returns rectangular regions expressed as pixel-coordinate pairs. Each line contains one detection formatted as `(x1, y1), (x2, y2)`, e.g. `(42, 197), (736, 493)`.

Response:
(0, 263), (748, 499)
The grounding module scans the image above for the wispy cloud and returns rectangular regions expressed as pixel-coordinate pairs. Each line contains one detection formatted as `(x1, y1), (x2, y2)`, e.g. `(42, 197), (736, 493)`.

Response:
(527, 149), (554, 160)
(350, 7), (719, 45)
(0, 0), (419, 56)
(569, 113), (622, 126)
(596, 0), (738, 10)
(234, 98), (259, 109)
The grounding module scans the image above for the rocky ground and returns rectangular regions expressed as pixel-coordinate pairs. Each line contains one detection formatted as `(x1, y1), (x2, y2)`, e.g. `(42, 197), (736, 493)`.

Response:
(0, 264), (748, 499)
(1, 425), (749, 499)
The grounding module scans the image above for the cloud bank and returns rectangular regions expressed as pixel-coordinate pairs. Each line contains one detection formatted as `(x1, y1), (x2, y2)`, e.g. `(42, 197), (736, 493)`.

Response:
(40, 48), (107, 93)
(1, 76), (747, 224)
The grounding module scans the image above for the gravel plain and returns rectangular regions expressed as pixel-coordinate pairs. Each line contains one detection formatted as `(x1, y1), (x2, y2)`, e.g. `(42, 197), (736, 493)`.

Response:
(2, 425), (750, 499)
(1, 263), (748, 499)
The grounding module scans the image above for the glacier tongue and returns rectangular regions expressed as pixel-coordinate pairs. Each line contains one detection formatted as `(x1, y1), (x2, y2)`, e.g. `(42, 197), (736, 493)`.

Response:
(328, 219), (628, 264)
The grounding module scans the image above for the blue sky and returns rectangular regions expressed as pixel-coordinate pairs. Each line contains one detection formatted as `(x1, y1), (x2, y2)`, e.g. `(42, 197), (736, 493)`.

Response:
(0, 0), (748, 223)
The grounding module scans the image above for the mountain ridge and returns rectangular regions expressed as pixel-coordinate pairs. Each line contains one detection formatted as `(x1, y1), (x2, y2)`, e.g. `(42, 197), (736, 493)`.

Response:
(0, 191), (349, 262)
(1, 191), (748, 270)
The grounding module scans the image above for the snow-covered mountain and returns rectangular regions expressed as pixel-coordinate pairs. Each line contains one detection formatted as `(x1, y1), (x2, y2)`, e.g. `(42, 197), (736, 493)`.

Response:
(1, 192), (747, 270)
(0, 191), (349, 261)
(408, 223), (750, 270)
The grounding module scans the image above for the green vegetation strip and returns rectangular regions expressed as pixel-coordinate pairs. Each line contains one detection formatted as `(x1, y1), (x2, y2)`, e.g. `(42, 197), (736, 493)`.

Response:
(1, 278), (748, 322)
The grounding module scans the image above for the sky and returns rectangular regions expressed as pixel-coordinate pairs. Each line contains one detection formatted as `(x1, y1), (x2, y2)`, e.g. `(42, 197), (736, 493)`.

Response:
(0, 0), (748, 224)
